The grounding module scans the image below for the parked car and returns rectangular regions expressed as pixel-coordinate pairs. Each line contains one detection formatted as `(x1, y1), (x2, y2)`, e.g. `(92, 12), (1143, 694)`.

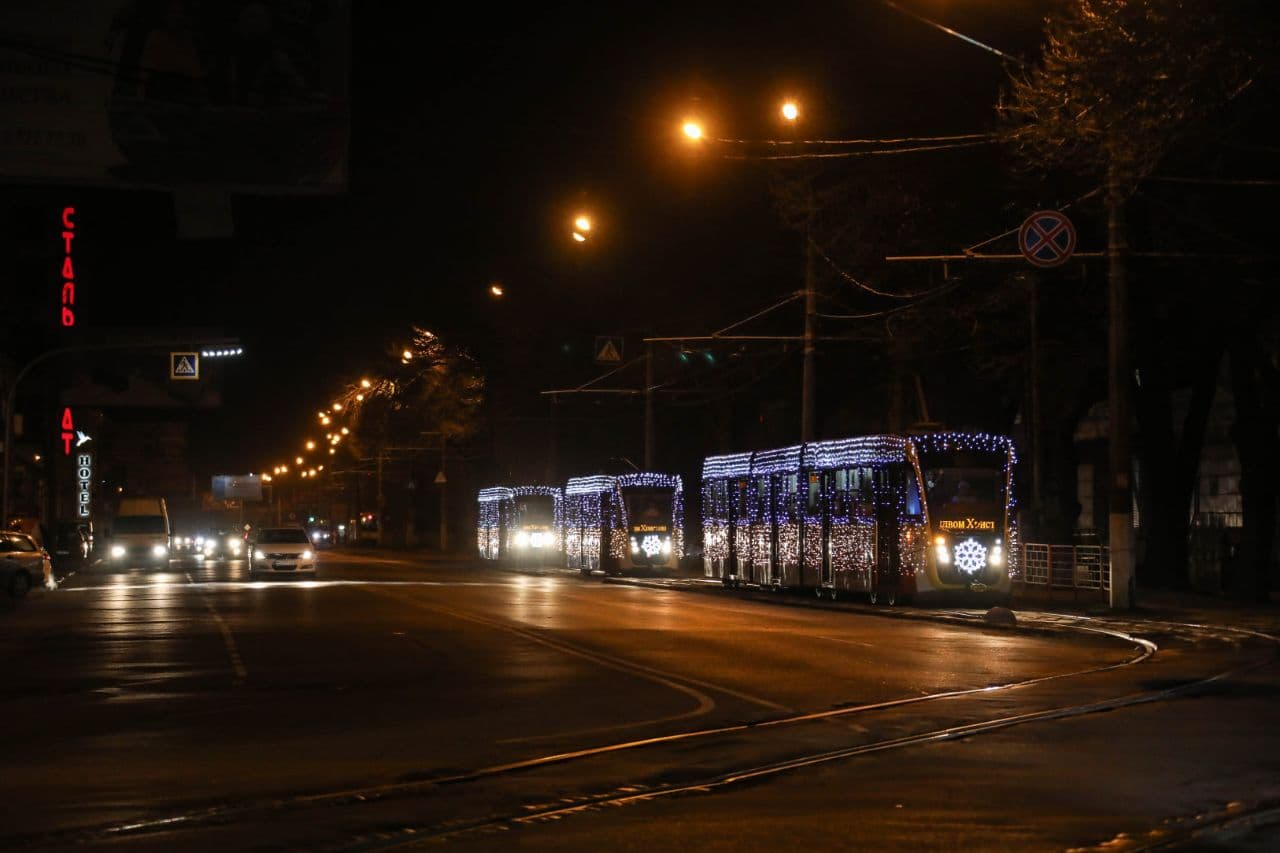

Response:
(2, 531), (52, 596)
(250, 527), (317, 576)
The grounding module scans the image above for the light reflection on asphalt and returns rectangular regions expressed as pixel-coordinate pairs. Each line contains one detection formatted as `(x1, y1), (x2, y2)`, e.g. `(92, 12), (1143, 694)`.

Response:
(59, 579), (521, 592)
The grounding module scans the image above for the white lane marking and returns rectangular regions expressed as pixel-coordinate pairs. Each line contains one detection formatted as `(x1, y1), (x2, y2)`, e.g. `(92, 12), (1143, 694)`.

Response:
(186, 572), (248, 683)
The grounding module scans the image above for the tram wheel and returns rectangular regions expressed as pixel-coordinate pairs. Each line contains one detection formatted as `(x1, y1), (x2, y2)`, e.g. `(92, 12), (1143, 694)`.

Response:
(814, 587), (824, 599)
(885, 590), (897, 606)
(828, 588), (839, 601)
(868, 590), (878, 605)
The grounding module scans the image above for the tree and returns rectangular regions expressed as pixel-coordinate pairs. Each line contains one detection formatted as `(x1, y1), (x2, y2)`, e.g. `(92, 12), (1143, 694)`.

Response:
(998, 0), (1266, 594)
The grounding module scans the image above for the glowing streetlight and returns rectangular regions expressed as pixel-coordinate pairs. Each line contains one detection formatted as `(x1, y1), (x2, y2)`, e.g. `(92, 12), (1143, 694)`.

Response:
(489, 283), (504, 297)
(682, 120), (704, 140)
(781, 100), (799, 121)
(574, 215), (591, 232)
(571, 231), (586, 242)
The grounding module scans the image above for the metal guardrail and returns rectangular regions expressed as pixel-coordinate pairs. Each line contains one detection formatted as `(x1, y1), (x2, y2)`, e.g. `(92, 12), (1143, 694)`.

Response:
(1021, 543), (1111, 595)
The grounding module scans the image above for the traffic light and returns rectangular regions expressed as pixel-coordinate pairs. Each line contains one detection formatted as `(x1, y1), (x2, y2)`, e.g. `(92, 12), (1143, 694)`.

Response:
(308, 515), (316, 523)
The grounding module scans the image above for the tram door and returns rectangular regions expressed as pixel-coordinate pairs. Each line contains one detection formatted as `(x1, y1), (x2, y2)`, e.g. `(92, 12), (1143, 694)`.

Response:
(872, 468), (901, 594)
(819, 471), (834, 587)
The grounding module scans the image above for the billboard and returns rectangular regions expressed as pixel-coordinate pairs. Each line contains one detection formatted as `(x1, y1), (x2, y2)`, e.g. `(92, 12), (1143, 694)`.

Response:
(212, 474), (262, 502)
(0, 1), (349, 193)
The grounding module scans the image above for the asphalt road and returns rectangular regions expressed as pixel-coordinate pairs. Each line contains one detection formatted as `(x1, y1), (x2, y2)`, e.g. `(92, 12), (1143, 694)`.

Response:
(1, 550), (1277, 851)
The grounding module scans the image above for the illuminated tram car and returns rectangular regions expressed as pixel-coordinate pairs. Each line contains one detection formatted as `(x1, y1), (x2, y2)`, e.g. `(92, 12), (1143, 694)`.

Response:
(475, 485), (564, 564)
(564, 473), (684, 576)
(701, 432), (1016, 604)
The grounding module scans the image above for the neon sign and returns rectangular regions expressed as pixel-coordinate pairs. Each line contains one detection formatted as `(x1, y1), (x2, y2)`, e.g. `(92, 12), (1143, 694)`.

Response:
(77, 452), (92, 519)
(60, 206), (76, 327)
(60, 408), (75, 455)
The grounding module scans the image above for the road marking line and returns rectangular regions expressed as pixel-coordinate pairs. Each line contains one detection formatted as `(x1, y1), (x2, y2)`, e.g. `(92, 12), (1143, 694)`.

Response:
(187, 572), (247, 683)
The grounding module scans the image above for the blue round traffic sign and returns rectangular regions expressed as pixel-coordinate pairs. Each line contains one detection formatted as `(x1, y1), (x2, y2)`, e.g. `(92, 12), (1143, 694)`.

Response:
(1019, 210), (1076, 268)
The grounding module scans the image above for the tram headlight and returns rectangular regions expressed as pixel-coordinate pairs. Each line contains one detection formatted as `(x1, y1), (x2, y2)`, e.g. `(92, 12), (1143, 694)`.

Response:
(630, 536), (639, 554)
(152, 544), (168, 558)
(514, 531), (529, 548)
(110, 544), (126, 559)
(934, 535), (950, 565)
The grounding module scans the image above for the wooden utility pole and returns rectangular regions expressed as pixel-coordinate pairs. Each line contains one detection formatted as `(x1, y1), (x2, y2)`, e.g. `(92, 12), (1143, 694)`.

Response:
(1107, 170), (1134, 608)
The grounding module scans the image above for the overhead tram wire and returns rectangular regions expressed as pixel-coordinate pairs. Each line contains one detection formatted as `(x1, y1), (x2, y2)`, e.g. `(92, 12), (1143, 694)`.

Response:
(720, 139), (996, 161)
(809, 240), (957, 300)
(712, 132), (992, 146)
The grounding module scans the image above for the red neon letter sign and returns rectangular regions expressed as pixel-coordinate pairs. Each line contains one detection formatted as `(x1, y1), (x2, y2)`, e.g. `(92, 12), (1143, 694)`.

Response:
(60, 206), (76, 327)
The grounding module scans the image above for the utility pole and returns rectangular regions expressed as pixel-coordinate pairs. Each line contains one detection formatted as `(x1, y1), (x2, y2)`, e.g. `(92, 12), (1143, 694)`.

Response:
(800, 152), (818, 443)
(1107, 169), (1134, 608)
(438, 434), (448, 552)
(1028, 272), (1043, 538)
(644, 340), (655, 469)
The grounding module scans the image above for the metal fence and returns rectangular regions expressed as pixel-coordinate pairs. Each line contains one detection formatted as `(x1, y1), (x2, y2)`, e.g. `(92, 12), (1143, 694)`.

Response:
(1020, 543), (1111, 599)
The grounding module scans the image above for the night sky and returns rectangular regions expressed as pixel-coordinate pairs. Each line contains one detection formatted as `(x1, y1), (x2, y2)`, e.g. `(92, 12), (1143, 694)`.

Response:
(3, 1), (1060, 480)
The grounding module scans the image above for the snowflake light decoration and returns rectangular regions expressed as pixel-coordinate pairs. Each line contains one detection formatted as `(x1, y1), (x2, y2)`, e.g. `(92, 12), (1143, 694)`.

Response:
(640, 534), (663, 557)
(953, 537), (987, 574)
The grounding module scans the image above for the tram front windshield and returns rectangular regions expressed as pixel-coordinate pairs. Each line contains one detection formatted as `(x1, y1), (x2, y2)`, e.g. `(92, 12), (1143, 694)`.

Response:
(514, 495), (554, 527)
(921, 467), (1005, 517)
(623, 488), (674, 530)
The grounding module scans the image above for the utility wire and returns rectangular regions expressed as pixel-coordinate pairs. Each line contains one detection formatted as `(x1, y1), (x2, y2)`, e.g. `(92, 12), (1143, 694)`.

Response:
(875, 0), (1028, 67)
(722, 139), (995, 160)
(711, 292), (802, 337)
(713, 132), (991, 146)
(810, 239), (954, 300)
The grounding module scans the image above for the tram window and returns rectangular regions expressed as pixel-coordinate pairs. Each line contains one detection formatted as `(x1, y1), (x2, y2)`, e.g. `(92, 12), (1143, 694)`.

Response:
(755, 477), (769, 515)
(827, 471), (847, 518)
(736, 479), (749, 515)
(807, 473), (820, 514)
(904, 473), (923, 518)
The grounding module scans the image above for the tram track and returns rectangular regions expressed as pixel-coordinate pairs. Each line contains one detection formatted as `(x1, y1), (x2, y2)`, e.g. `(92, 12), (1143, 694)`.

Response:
(338, 652), (1276, 850)
(8, 607), (1271, 851)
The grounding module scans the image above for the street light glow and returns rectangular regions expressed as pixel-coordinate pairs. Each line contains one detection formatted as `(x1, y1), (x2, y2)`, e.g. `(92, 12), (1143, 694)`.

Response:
(682, 120), (704, 140)
(574, 215), (591, 232)
(572, 231), (586, 242)
(489, 283), (504, 297)
(781, 101), (799, 121)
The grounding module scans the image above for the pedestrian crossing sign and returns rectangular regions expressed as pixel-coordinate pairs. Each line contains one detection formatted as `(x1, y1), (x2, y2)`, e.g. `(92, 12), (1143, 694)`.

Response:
(170, 352), (200, 380)
(594, 336), (624, 364)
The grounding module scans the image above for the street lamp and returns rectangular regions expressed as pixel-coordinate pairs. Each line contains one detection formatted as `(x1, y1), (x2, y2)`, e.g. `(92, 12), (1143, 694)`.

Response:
(781, 100), (800, 122)
(489, 283), (505, 298)
(682, 120), (704, 141)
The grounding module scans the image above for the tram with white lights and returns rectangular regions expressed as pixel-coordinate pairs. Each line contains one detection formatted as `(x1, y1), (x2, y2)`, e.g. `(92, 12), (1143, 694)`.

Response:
(701, 432), (1016, 604)
(563, 473), (684, 576)
(476, 485), (563, 565)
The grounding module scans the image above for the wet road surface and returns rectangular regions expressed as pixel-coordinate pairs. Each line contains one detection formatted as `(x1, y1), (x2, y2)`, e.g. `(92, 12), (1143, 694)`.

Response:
(1, 550), (1276, 850)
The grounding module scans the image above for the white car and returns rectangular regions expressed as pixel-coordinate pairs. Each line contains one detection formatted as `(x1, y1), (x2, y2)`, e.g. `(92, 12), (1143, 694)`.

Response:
(249, 528), (317, 576)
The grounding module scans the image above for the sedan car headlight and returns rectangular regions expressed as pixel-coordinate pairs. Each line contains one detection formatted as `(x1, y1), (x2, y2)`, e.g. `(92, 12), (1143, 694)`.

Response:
(514, 531), (529, 547)
(254, 549), (265, 560)
(110, 544), (126, 559)
(152, 544), (168, 557)
(301, 550), (313, 560)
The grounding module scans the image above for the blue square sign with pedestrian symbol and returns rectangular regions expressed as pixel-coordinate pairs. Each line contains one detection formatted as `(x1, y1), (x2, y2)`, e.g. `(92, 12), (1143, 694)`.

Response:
(170, 351), (200, 380)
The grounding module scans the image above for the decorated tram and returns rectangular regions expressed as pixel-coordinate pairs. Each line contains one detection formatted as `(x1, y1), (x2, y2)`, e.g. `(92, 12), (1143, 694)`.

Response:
(701, 432), (1017, 604)
(475, 485), (563, 565)
(563, 472), (684, 576)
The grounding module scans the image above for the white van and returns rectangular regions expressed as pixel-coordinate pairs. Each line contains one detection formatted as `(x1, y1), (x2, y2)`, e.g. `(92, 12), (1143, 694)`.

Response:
(106, 497), (171, 567)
